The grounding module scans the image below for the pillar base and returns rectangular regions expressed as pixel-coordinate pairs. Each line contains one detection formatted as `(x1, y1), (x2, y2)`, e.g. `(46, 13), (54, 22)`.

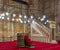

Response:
(51, 40), (57, 44)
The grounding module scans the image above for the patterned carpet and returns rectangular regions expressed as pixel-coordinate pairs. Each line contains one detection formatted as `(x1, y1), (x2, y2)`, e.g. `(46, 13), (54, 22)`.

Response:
(0, 41), (60, 50)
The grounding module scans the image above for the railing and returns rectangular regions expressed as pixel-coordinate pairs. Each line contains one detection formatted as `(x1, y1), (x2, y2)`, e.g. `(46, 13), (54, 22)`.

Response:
(31, 22), (44, 36)
(31, 20), (51, 43)
(34, 19), (50, 32)
(33, 20), (50, 36)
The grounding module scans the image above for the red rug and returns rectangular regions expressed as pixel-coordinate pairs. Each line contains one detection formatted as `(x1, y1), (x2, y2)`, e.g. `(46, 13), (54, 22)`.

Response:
(0, 41), (60, 50)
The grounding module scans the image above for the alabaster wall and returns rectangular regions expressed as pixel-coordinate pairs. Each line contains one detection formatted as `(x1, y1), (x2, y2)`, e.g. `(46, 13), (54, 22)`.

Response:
(0, 19), (28, 42)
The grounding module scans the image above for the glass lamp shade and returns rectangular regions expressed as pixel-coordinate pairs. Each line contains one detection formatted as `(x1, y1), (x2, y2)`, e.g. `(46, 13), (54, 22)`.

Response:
(12, 18), (14, 21)
(24, 21), (27, 23)
(7, 17), (10, 20)
(24, 15), (27, 19)
(19, 19), (23, 23)
(19, 15), (22, 18)
(1, 13), (5, 17)
(6, 12), (9, 16)
(2, 17), (4, 19)
(43, 15), (46, 18)
(30, 16), (34, 19)
(13, 14), (16, 17)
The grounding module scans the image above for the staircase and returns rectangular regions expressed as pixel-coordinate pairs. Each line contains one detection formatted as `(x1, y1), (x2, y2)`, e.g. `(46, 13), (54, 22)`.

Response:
(30, 19), (51, 43)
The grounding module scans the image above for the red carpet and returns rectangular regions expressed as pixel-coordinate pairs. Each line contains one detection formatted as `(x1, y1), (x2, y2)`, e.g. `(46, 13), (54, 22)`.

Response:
(0, 41), (60, 50)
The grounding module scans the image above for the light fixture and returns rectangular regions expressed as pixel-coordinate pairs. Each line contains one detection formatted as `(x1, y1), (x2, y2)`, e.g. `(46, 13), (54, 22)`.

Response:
(43, 15), (46, 18)
(24, 21), (27, 23)
(40, 18), (44, 21)
(7, 17), (9, 20)
(44, 22), (47, 24)
(6, 12), (9, 16)
(24, 15), (27, 18)
(2, 17), (4, 19)
(19, 18), (23, 23)
(13, 14), (16, 17)
(19, 15), (22, 18)
(30, 16), (34, 19)
(46, 20), (49, 22)
(28, 20), (30, 23)
(12, 18), (14, 21)
(1, 13), (5, 17)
